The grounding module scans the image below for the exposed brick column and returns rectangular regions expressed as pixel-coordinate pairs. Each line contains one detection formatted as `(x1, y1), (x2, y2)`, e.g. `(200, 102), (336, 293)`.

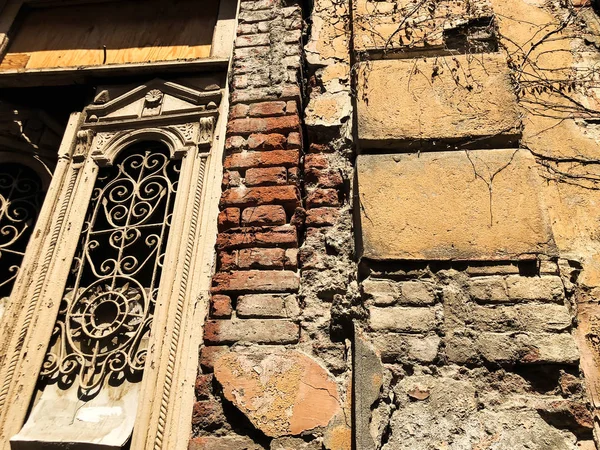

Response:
(190, 0), (304, 446)
(204, 0), (303, 350)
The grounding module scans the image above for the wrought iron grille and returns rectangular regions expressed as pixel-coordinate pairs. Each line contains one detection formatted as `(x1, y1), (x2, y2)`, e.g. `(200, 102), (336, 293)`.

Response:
(0, 163), (45, 298)
(41, 142), (181, 397)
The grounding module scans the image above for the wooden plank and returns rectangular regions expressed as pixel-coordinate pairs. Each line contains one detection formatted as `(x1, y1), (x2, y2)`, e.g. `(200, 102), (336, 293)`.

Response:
(0, 52), (28, 69)
(0, 58), (229, 87)
(0, 0), (219, 70)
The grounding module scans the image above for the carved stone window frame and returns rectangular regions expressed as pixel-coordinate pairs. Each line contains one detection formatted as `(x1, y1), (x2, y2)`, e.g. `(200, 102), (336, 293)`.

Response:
(0, 75), (230, 450)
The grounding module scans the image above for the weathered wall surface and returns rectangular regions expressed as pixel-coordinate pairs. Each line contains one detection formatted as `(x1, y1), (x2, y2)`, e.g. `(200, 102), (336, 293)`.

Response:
(356, 264), (594, 449)
(351, 0), (600, 448)
(190, 0), (353, 448)
(190, 0), (600, 448)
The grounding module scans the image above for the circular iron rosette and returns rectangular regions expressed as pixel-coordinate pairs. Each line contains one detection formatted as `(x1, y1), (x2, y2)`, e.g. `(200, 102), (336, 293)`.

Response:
(66, 277), (150, 367)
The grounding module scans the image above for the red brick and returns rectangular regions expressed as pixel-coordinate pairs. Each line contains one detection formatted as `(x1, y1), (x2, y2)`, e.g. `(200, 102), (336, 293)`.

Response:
(224, 149), (300, 169)
(242, 205), (287, 226)
(286, 100), (298, 115)
(200, 346), (230, 372)
(245, 166), (287, 186)
(305, 168), (343, 188)
(306, 188), (340, 208)
(195, 373), (213, 400)
(192, 400), (225, 429)
(232, 75), (248, 90)
(227, 115), (300, 135)
(230, 104), (249, 119)
(218, 208), (240, 231)
(247, 133), (287, 150)
(248, 101), (286, 117)
(222, 170), (241, 189)
(189, 436), (262, 450)
(287, 132), (302, 149)
(216, 225), (297, 250)
(220, 248), (287, 270)
(306, 207), (340, 227)
(235, 33), (270, 47)
(212, 270), (300, 293)
(204, 318), (300, 344)
(309, 143), (333, 153)
(288, 167), (299, 183)
(220, 185), (300, 208)
(290, 207), (306, 228)
(284, 248), (298, 270)
(219, 250), (238, 271)
(305, 153), (329, 170)
(238, 247), (286, 269)
(226, 136), (247, 150)
(210, 294), (233, 318)
(230, 84), (301, 104)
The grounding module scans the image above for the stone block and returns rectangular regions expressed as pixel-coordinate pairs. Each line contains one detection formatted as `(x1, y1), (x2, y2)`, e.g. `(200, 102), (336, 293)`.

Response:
(304, 92), (352, 129)
(353, 0), (496, 54)
(471, 304), (572, 333)
(369, 306), (440, 332)
(356, 54), (521, 149)
(445, 331), (479, 364)
(362, 278), (437, 306)
(468, 275), (565, 303)
(371, 333), (441, 363)
(476, 332), (579, 365)
(356, 150), (556, 260)
(236, 294), (300, 318)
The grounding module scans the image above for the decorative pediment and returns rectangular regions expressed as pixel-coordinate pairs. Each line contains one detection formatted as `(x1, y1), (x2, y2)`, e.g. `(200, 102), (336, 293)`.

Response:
(83, 79), (221, 126)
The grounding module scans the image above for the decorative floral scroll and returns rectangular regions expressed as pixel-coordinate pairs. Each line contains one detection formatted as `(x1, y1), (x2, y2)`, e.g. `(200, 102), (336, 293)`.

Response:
(0, 164), (44, 298)
(41, 142), (181, 397)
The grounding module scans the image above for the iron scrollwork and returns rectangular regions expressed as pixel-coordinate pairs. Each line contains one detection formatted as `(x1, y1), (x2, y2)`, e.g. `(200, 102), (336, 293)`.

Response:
(0, 164), (45, 298)
(41, 142), (181, 397)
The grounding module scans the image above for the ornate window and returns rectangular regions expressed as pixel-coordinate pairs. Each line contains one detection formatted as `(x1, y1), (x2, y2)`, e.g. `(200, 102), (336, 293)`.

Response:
(41, 142), (179, 396)
(2, 78), (226, 450)
(0, 163), (45, 298)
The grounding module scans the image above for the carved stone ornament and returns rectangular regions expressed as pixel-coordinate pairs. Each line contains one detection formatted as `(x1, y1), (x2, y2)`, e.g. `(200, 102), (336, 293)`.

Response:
(198, 117), (215, 149)
(144, 89), (164, 107)
(74, 129), (94, 162)
(172, 123), (196, 144)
